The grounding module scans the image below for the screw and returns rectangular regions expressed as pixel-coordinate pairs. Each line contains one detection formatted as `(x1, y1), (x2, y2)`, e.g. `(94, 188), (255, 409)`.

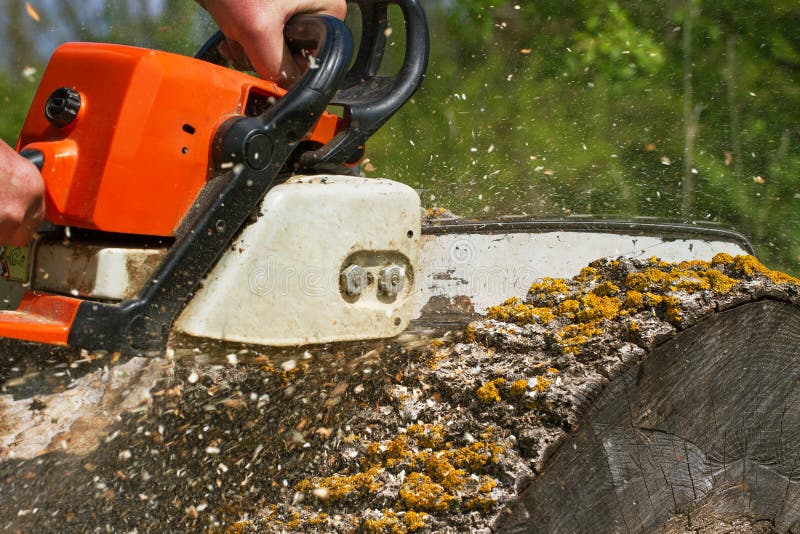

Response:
(378, 265), (406, 299)
(340, 265), (368, 297)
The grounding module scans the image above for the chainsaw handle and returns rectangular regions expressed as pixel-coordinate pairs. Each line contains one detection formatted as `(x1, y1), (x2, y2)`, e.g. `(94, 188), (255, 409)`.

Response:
(197, 0), (430, 168)
(210, 14), (352, 171)
(197, 15), (352, 117)
(300, 0), (430, 167)
(301, 0), (430, 166)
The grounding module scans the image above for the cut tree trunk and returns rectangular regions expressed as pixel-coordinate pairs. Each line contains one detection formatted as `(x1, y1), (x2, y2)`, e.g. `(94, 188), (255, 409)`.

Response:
(495, 299), (800, 533)
(0, 255), (797, 533)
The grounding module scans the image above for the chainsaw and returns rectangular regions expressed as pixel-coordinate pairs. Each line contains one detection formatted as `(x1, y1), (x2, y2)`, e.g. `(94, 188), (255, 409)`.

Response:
(0, 0), (753, 356)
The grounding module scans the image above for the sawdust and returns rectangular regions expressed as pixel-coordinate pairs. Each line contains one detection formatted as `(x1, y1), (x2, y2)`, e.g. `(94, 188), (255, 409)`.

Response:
(0, 255), (797, 532)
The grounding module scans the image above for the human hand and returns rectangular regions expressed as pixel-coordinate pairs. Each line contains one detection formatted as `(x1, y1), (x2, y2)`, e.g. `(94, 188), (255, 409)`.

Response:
(0, 141), (44, 247)
(196, 0), (347, 85)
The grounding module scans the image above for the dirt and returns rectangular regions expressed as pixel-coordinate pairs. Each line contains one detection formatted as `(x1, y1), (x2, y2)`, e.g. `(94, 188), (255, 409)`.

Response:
(0, 254), (797, 532)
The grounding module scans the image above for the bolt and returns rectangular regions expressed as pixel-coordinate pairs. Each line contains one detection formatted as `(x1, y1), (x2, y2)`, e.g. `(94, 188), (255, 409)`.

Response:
(245, 133), (272, 170)
(340, 265), (368, 297)
(378, 265), (406, 299)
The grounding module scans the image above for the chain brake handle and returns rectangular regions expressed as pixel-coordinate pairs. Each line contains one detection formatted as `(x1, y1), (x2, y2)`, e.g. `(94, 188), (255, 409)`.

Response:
(196, 0), (430, 168)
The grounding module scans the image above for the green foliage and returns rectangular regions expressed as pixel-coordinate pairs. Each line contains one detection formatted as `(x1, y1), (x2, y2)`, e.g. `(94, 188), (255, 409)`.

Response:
(368, 0), (800, 274)
(0, 0), (798, 274)
(0, 75), (36, 144)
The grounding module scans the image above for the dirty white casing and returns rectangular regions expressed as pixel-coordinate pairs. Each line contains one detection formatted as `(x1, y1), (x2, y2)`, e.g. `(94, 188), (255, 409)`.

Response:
(175, 175), (421, 346)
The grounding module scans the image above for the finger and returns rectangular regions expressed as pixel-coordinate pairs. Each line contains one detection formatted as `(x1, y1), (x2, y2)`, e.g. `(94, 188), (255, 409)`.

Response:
(237, 17), (296, 84)
(218, 39), (253, 71)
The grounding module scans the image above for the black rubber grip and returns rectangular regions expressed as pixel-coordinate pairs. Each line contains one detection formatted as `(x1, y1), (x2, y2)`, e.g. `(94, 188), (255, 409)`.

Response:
(19, 148), (44, 171)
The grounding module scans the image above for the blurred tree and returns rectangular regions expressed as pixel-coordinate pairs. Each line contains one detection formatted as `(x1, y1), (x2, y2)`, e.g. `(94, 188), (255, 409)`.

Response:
(367, 0), (800, 273)
(0, 0), (797, 273)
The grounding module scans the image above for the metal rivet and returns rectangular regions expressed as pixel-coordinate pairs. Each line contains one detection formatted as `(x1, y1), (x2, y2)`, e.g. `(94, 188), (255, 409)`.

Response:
(378, 265), (406, 299)
(340, 265), (368, 297)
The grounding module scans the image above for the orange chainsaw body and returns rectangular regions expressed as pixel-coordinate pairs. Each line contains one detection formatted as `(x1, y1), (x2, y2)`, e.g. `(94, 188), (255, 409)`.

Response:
(17, 42), (342, 237)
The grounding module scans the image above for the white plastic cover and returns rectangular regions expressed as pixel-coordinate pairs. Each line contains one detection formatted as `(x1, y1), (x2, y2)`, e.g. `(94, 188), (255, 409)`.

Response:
(175, 175), (421, 346)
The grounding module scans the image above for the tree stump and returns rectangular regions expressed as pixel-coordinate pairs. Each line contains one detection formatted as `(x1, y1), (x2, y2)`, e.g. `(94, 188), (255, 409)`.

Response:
(0, 254), (797, 532)
(495, 299), (800, 533)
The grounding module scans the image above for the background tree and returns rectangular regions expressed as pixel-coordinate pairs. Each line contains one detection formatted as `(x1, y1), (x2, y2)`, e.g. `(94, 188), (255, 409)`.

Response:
(0, 0), (798, 273)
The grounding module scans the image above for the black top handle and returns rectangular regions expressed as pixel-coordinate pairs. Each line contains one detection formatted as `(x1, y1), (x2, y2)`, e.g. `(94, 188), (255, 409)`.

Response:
(196, 0), (430, 168)
(199, 14), (353, 148)
(302, 0), (430, 167)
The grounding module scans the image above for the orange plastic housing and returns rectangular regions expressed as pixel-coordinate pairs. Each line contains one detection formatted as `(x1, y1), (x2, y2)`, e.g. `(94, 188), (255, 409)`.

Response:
(17, 42), (342, 237)
(0, 292), (81, 345)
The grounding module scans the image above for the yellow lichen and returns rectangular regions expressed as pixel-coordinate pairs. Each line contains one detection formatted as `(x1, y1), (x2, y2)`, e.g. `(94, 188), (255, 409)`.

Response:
(557, 299), (581, 315)
(414, 451), (467, 492)
(626, 268), (674, 292)
(576, 293), (622, 322)
(593, 281), (619, 297)
(445, 441), (503, 471)
(465, 476), (498, 512)
(306, 513), (330, 527)
(704, 269), (740, 292)
(362, 510), (403, 534)
(625, 290), (643, 308)
(466, 495), (496, 512)
(296, 466), (383, 502)
(557, 322), (603, 353)
(403, 511), (428, 531)
(534, 375), (551, 393)
(529, 277), (571, 304)
(465, 323), (477, 343)
(399, 473), (455, 512)
(407, 424), (446, 450)
(225, 520), (253, 534)
(476, 378), (505, 403)
(509, 379), (528, 397)
(486, 298), (555, 325)
(712, 252), (734, 265)
(577, 266), (599, 282)
(284, 513), (302, 530)
(732, 255), (800, 285)
(664, 295), (683, 324)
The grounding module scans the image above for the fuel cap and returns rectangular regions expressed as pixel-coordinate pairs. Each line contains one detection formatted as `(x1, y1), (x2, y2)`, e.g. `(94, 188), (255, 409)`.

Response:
(45, 87), (81, 128)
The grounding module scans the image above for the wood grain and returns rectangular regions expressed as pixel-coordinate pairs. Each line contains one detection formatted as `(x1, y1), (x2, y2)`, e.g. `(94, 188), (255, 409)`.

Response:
(494, 300), (800, 533)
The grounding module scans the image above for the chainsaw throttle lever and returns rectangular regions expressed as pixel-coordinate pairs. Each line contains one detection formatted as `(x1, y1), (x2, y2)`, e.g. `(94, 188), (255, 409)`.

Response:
(19, 148), (44, 171)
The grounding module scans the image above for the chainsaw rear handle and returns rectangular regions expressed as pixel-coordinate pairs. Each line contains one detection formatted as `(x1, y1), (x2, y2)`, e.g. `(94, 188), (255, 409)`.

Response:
(197, 0), (430, 168)
(19, 148), (44, 170)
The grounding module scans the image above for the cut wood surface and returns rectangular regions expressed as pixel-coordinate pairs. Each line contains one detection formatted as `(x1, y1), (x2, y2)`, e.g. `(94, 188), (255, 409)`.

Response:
(495, 300), (800, 533)
(0, 254), (797, 533)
